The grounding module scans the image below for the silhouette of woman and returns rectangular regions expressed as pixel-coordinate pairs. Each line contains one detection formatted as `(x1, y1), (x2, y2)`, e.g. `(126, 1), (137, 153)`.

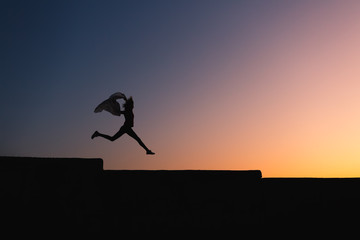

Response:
(92, 96), (155, 155)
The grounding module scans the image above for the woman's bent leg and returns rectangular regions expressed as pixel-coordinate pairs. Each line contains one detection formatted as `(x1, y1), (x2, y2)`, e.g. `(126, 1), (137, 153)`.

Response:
(126, 128), (152, 153)
(94, 128), (126, 142)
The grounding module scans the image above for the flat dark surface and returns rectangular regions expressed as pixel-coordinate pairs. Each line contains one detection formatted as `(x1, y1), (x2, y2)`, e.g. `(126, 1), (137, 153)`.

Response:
(1, 156), (359, 235)
(103, 169), (263, 233)
(0, 156), (103, 171)
(262, 178), (360, 228)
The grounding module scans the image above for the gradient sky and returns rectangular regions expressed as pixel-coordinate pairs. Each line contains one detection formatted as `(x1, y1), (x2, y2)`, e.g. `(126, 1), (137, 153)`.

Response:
(2, 0), (360, 177)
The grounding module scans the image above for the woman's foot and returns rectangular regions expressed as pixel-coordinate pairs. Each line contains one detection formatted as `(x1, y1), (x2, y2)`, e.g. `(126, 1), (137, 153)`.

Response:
(91, 131), (99, 139)
(146, 150), (155, 155)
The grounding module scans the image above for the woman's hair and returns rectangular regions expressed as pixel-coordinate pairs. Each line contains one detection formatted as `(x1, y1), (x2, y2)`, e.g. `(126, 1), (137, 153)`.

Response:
(123, 97), (134, 110)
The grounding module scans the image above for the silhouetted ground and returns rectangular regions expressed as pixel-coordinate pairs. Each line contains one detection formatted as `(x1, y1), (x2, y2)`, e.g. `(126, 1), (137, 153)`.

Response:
(262, 178), (360, 235)
(1, 157), (359, 235)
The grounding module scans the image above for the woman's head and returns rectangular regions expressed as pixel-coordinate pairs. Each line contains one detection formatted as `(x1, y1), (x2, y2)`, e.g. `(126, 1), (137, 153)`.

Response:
(123, 97), (134, 110)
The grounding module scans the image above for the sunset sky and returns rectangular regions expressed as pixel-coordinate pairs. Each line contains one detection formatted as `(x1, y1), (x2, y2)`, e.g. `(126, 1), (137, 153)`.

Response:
(2, 0), (360, 177)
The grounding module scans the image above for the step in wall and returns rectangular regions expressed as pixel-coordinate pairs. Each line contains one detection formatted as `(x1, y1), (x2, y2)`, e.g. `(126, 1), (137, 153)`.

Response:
(0, 157), (263, 234)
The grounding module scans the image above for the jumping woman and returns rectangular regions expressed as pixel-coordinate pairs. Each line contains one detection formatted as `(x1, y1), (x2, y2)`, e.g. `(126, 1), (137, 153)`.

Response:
(92, 93), (155, 155)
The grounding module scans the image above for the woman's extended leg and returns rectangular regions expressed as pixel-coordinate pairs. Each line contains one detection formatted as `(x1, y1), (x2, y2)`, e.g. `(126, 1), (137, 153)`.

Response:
(126, 128), (155, 154)
(92, 127), (126, 142)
